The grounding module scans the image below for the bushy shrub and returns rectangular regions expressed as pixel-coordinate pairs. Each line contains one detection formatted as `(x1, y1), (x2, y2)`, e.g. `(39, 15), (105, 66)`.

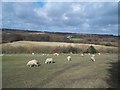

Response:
(86, 46), (98, 54)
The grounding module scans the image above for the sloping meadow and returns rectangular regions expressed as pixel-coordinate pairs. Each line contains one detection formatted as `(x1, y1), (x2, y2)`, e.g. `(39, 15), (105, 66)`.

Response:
(2, 41), (118, 54)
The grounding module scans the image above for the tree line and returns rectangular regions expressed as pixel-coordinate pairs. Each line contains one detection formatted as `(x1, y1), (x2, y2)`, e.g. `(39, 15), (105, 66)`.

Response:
(2, 28), (118, 47)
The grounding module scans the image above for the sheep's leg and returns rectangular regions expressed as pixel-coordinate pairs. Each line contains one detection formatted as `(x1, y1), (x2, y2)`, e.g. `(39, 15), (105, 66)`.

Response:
(34, 63), (38, 67)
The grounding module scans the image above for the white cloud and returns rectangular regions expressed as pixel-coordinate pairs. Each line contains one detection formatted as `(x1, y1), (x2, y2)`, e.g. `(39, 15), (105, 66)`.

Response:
(2, 0), (119, 2)
(102, 28), (110, 31)
(82, 23), (90, 28)
(45, 0), (119, 2)
(2, 0), (40, 2)
(72, 4), (81, 12)
(62, 13), (69, 20)
(2, 2), (118, 35)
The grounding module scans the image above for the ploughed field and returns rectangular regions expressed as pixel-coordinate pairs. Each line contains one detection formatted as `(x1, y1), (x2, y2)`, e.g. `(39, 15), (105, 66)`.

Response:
(2, 53), (118, 88)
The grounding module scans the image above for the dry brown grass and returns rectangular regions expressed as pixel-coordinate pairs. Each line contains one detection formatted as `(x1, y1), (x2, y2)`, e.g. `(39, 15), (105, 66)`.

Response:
(1, 41), (118, 53)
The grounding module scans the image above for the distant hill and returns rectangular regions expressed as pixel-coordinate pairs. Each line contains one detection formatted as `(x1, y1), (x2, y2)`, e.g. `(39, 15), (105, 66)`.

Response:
(1, 28), (118, 47)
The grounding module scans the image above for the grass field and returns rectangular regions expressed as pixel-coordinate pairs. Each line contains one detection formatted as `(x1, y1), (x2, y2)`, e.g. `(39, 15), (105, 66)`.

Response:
(70, 38), (83, 43)
(2, 53), (118, 88)
(2, 41), (117, 48)
(2, 41), (118, 54)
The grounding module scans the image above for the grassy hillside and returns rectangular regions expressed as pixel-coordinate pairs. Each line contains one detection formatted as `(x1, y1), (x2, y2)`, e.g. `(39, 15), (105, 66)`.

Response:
(2, 29), (118, 47)
(2, 54), (118, 88)
(2, 41), (118, 54)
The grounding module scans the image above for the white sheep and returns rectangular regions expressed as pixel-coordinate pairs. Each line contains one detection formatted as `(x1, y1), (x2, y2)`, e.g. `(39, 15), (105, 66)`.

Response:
(53, 53), (59, 56)
(88, 53), (90, 55)
(70, 52), (73, 54)
(27, 59), (40, 67)
(45, 58), (55, 64)
(81, 53), (84, 57)
(42, 54), (45, 56)
(42, 54), (47, 56)
(98, 53), (101, 55)
(92, 54), (95, 57)
(91, 56), (95, 62)
(32, 53), (35, 55)
(67, 56), (71, 61)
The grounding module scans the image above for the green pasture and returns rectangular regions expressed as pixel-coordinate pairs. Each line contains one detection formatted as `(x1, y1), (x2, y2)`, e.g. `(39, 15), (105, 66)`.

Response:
(70, 38), (83, 42)
(2, 54), (118, 88)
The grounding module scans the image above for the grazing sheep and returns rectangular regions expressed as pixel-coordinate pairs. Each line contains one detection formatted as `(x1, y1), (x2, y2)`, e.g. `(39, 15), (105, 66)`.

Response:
(92, 54), (95, 57)
(32, 53), (35, 55)
(67, 56), (71, 61)
(70, 52), (73, 54)
(81, 53), (84, 57)
(88, 53), (90, 55)
(27, 59), (40, 67)
(98, 53), (101, 55)
(42, 54), (45, 56)
(45, 58), (55, 64)
(53, 53), (59, 56)
(42, 54), (47, 56)
(91, 56), (95, 62)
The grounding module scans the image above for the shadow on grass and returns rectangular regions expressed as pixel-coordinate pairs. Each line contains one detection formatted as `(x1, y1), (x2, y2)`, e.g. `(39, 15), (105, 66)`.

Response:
(106, 60), (119, 88)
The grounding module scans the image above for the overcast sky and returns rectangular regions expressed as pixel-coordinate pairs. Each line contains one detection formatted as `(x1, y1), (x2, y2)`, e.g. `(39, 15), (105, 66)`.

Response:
(2, 1), (118, 35)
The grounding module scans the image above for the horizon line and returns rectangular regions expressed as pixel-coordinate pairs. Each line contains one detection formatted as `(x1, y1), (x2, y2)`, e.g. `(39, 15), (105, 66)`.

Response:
(1, 28), (118, 36)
